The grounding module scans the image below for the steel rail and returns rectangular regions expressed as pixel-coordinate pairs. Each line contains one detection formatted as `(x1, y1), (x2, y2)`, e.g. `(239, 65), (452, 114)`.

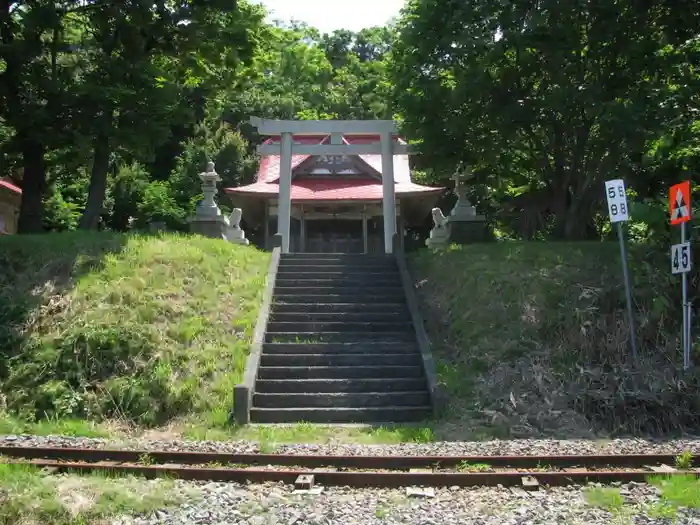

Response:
(10, 458), (700, 488)
(0, 446), (695, 470)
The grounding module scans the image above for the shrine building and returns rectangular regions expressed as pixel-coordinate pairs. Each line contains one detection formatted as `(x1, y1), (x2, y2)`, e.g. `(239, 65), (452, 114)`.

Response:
(225, 130), (443, 254)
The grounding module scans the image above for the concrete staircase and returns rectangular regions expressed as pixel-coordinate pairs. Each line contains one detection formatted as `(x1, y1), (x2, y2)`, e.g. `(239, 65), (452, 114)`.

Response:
(250, 253), (432, 423)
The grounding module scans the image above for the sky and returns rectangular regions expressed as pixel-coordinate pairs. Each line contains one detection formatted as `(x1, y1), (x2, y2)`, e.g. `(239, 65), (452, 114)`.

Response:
(254, 0), (405, 34)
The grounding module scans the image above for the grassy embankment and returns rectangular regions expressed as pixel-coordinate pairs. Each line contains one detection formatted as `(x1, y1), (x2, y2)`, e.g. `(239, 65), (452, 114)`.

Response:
(411, 241), (699, 439)
(1, 233), (697, 445)
(0, 232), (269, 438)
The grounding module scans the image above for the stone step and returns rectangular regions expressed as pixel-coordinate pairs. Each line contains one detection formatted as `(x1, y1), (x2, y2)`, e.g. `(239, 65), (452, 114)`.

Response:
(281, 254), (393, 260)
(261, 342), (419, 355)
(265, 332), (415, 343)
(267, 321), (414, 333)
(279, 260), (396, 268)
(274, 282), (404, 296)
(260, 353), (421, 367)
(257, 365), (425, 380)
(255, 378), (427, 393)
(277, 266), (399, 275)
(269, 312), (411, 323)
(275, 278), (401, 287)
(253, 391), (430, 409)
(250, 406), (431, 423)
(271, 303), (409, 314)
(272, 294), (406, 304)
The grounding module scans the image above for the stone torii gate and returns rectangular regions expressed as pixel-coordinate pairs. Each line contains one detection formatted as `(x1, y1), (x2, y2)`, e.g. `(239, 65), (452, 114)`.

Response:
(249, 117), (411, 254)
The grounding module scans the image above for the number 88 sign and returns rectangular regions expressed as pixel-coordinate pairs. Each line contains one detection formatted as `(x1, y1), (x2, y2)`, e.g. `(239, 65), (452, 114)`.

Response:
(605, 179), (630, 223)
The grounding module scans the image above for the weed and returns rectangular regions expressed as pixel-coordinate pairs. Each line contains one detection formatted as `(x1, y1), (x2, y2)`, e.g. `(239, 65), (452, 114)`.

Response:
(584, 487), (634, 524)
(647, 502), (678, 522)
(674, 450), (693, 470)
(650, 474), (700, 509)
(585, 487), (625, 511)
(0, 462), (185, 524)
(456, 461), (490, 472)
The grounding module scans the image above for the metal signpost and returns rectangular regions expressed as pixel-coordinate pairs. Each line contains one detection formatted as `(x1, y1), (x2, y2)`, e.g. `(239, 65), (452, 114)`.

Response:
(669, 180), (692, 370)
(605, 179), (638, 361)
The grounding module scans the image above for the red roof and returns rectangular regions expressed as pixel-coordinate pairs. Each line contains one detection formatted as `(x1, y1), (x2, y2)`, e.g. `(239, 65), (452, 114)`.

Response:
(226, 134), (442, 201)
(0, 180), (21, 194)
(229, 177), (442, 201)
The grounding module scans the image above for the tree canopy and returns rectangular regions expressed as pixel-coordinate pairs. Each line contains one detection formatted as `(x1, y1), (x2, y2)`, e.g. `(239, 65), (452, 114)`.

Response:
(0, 0), (698, 242)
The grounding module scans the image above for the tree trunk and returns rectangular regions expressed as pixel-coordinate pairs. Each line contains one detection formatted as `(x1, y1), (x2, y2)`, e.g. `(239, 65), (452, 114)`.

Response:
(79, 114), (113, 230)
(16, 137), (47, 234)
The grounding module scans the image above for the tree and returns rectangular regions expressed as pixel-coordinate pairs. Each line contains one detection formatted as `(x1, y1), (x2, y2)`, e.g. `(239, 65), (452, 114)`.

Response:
(392, 0), (700, 239)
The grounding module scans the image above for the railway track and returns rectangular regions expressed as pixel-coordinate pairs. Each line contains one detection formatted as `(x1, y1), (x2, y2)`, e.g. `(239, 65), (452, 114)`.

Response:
(0, 445), (697, 488)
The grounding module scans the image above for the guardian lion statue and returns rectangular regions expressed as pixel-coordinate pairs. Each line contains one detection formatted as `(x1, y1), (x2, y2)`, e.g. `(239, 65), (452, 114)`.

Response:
(431, 207), (449, 229)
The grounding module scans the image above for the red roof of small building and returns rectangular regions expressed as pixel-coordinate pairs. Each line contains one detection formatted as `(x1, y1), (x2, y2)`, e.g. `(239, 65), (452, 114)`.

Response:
(226, 134), (442, 201)
(230, 177), (442, 201)
(0, 179), (21, 194)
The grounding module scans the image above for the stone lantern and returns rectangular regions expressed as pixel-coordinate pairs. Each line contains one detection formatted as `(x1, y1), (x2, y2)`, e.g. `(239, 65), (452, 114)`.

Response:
(447, 166), (492, 243)
(189, 160), (227, 239)
(196, 161), (223, 218)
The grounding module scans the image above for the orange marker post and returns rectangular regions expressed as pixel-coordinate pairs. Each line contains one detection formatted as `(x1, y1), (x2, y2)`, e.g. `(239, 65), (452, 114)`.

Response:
(669, 180), (692, 369)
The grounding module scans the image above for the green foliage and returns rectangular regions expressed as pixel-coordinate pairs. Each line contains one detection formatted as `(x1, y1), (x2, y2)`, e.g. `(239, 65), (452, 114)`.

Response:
(0, 232), (269, 426)
(392, 0), (700, 240)
(411, 242), (700, 436)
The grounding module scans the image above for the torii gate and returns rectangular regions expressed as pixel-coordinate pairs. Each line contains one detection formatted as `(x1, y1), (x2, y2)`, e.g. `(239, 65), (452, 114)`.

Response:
(249, 117), (411, 254)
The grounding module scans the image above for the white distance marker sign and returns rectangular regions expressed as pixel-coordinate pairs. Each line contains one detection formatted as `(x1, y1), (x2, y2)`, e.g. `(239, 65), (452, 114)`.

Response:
(605, 179), (630, 223)
(671, 242), (692, 275)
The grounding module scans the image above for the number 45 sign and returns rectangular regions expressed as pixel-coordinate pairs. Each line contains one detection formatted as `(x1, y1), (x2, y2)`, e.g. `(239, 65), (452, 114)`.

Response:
(605, 179), (629, 222)
(672, 242), (692, 274)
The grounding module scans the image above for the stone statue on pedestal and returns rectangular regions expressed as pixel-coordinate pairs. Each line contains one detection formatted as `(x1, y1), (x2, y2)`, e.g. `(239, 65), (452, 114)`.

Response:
(425, 207), (450, 248)
(224, 208), (250, 245)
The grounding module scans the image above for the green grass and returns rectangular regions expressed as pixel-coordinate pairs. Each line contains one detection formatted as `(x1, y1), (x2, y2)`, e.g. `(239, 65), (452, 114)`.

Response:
(410, 241), (623, 387)
(585, 486), (625, 511)
(409, 241), (697, 438)
(182, 421), (437, 446)
(650, 475), (700, 509)
(0, 412), (110, 438)
(0, 462), (188, 524)
(585, 476), (700, 524)
(0, 231), (269, 432)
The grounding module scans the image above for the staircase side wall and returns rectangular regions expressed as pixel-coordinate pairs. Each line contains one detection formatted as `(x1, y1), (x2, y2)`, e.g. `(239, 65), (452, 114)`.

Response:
(392, 234), (448, 416)
(232, 234), (282, 424)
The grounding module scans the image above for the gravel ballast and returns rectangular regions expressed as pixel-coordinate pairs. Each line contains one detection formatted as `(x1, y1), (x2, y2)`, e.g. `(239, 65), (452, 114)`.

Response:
(2, 434), (699, 524)
(113, 480), (700, 525)
(1, 434), (700, 457)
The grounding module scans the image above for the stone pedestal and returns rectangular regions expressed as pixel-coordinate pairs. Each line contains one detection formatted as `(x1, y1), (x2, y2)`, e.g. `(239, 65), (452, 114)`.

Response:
(447, 167), (493, 244)
(425, 207), (450, 248)
(190, 216), (228, 239)
(450, 219), (493, 243)
(224, 208), (250, 245)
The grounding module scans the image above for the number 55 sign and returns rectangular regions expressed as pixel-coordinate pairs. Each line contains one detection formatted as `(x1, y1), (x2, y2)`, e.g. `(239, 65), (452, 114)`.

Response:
(605, 179), (629, 222)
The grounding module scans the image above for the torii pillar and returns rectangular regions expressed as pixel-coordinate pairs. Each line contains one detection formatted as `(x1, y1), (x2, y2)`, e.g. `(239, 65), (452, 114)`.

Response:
(250, 117), (409, 254)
